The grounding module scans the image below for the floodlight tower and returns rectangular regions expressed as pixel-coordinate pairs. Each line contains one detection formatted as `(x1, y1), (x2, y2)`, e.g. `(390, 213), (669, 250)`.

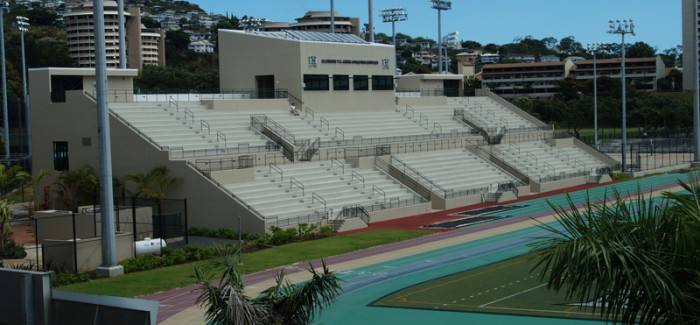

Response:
(608, 19), (635, 172)
(430, 0), (451, 74)
(240, 18), (267, 32)
(16, 16), (30, 158)
(1, 1), (9, 158)
(380, 7), (407, 75)
(443, 31), (459, 72)
(587, 42), (604, 150)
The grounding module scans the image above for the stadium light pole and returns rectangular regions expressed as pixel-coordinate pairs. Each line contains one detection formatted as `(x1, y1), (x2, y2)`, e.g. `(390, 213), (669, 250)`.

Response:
(368, 0), (374, 42)
(587, 42), (604, 151)
(117, 0), (126, 69)
(380, 7), (407, 75)
(93, 0), (123, 278)
(430, 0), (451, 74)
(442, 31), (458, 73)
(608, 19), (635, 173)
(1, 2), (10, 158)
(16, 16), (30, 159)
(693, 1), (700, 166)
(330, 0), (334, 33)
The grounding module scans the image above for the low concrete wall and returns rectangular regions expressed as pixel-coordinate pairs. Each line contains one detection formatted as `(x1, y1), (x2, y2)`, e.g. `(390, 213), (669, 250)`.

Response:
(336, 217), (368, 232)
(442, 194), (483, 210)
(546, 137), (574, 148)
(346, 156), (376, 169)
(43, 232), (134, 273)
(368, 202), (431, 223)
(531, 176), (587, 193)
(210, 168), (255, 184)
(202, 98), (288, 111)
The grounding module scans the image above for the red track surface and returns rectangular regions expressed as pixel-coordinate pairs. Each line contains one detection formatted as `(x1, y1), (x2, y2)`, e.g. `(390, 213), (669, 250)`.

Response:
(340, 180), (619, 234)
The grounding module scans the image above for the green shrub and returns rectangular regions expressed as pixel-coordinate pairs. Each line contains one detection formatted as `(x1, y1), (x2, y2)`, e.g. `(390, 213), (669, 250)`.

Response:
(53, 270), (91, 286)
(0, 237), (27, 259)
(163, 248), (186, 265)
(185, 244), (215, 260)
(160, 246), (173, 256)
(216, 228), (236, 239)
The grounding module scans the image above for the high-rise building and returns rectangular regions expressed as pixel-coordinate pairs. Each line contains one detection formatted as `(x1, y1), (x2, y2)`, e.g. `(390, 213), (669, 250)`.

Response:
(63, 1), (165, 69)
(682, 0), (698, 91)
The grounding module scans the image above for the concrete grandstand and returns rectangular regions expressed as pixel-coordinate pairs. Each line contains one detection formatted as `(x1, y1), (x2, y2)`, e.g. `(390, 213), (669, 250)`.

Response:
(29, 31), (618, 235)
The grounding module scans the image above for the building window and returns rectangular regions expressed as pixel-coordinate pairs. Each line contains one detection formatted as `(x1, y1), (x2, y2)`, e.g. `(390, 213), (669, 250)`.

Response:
(303, 74), (329, 90)
(372, 75), (394, 90)
(333, 75), (349, 90)
(353, 75), (368, 90)
(308, 56), (317, 67)
(53, 141), (69, 171)
(382, 58), (390, 69)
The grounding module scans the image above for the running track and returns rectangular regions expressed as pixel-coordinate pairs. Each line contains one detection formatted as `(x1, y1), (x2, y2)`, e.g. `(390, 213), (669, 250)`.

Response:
(143, 172), (690, 324)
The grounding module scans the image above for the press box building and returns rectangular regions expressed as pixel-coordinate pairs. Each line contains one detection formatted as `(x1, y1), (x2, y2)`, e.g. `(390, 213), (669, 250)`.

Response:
(218, 30), (397, 113)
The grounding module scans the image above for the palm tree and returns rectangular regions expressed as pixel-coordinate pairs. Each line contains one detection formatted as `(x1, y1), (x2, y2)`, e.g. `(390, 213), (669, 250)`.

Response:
(123, 166), (180, 199)
(52, 165), (98, 212)
(529, 175), (700, 324)
(0, 163), (26, 196)
(195, 245), (343, 325)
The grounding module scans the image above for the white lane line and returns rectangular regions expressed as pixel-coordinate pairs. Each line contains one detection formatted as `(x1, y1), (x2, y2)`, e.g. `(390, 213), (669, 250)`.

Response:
(479, 283), (547, 307)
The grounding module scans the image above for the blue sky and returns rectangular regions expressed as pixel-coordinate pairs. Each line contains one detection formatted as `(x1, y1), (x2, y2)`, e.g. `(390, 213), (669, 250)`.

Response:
(192, 0), (681, 52)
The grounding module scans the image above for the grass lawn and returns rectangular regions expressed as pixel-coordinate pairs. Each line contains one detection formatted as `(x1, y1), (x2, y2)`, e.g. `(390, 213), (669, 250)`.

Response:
(372, 252), (604, 321)
(57, 229), (430, 297)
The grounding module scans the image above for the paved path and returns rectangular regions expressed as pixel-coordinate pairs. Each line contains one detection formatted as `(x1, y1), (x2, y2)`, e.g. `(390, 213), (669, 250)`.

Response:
(146, 172), (689, 324)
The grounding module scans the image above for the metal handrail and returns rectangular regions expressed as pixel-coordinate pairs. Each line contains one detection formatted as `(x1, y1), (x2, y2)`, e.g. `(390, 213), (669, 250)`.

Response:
(335, 127), (345, 141)
(331, 159), (345, 174)
(168, 96), (178, 112)
(558, 148), (570, 161)
(184, 108), (194, 123)
(290, 177), (304, 196)
(269, 164), (283, 181)
(200, 120), (210, 135)
(543, 162), (555, 175)
(509, 142), (521, 155)
(312, 193), (327, 212)
(304, 107), (315, 121)
(372, 185), (386, 203)
(216, 131), (226, 147)
(351, 171), (365, 188)
(526, 152), (537, 165)
(320, 117), (329, 132)
(405, 105), (415, 118)
(433, 122), (442, 133)
(419, 113), (429, 126)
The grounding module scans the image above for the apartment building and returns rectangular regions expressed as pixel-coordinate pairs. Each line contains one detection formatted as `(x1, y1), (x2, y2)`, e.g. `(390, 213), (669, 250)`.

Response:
(63, 1), (165, 69)
(481, 60), (574, 99)
(262, 11), (361, 37)
(571, 56), (666, 91)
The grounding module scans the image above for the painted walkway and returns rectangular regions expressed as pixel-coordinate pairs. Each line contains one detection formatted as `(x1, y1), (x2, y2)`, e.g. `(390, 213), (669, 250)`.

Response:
(151, 172), (690, 324)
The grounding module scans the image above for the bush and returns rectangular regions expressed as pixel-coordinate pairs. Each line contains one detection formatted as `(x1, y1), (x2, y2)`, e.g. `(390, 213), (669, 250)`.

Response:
(163, 248), (186, 265)
(185, 244), (215, 260)
(53, 270), (91, 286)
(0, 237), (27, 259)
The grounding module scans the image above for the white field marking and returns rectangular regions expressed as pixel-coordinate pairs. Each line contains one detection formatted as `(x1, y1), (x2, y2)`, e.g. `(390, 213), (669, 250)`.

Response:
(480, 283), (548, 308)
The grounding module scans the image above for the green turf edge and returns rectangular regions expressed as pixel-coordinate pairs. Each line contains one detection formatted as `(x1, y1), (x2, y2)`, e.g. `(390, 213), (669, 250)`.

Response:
(56, 229), (431, 297)
(367, 252), (606, 323)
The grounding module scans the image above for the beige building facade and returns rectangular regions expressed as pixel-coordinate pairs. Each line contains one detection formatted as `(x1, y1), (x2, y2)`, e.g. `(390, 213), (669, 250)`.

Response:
(64, 1), (165, 69)
(218, 30), (396, 113)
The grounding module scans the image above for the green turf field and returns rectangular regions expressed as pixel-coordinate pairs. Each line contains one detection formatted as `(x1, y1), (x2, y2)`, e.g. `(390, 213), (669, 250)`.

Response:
(371, 252), (604, 321)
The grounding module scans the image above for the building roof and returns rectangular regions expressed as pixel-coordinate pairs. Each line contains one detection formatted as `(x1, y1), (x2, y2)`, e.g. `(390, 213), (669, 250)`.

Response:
(574, 56), (658, 65)
(482, 61), (567, 70)
(227, 30), (371, 45)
